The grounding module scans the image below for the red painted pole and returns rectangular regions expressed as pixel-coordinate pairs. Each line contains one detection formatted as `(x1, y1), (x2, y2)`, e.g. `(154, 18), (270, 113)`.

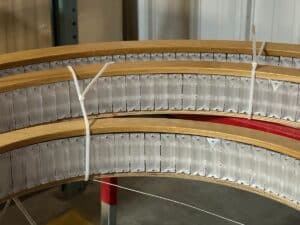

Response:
(100, 177), (117, 225)
(100, 177), (118, 205)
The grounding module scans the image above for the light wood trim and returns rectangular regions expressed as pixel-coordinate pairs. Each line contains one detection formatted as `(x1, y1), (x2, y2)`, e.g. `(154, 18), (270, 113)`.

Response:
(0, 61), (299, 93)
(94, 111), (300, 129)
(0, 40), (299, 69)
(0, 118), (299, 159)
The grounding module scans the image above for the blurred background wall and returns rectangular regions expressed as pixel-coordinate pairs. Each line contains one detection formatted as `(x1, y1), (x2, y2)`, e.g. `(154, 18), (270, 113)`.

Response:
(0, 0), (52, 53)
(0, 0), (123, 54)
(0, 0), (299, 54)
(137, 0), (300, 43)
(78, 0), (122, 43)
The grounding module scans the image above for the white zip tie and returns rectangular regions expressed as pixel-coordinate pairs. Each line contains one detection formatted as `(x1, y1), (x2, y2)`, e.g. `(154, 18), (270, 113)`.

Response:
(94, 179), (245, 225)
(247, 21), (266, 119)
(67, 62), (114, 181)
(13, 198), (37, 225)
(0, 199), (11, 222)
(81, 62), (114, 98)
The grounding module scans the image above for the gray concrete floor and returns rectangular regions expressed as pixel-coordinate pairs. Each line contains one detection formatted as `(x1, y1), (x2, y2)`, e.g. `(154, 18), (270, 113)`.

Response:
(1, 177), (300, 225)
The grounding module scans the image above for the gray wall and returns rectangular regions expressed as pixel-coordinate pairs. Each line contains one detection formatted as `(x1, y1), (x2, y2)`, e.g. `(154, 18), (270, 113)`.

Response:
(137, 0), (300, 43)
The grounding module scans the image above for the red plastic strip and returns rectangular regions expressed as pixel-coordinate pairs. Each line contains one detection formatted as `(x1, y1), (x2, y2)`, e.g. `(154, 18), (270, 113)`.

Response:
(173, 115), (300, 141)
(100, 177), (118, 205)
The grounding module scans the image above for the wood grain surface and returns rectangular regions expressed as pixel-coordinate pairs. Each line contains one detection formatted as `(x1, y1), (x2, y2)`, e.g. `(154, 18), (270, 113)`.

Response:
(0, 117), (299, 158)
(0, 61), (299, 93)
(0, 40), (299, 69)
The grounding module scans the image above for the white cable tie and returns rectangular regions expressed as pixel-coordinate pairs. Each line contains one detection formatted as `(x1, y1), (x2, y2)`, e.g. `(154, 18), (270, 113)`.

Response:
(0, 199), (11, 222)
(82, 61), (114, 98)
(67, 62), (114, 181)
(79, 95), (85, 102)
(13, 198), (37, 225)
(258, 41), (266, 57)
(68, 65), (90, 181)
(94, 179), (245, 225)
(247, 60), (257, 119)
(251, 25), (257, 59)
(247, 22), (266, 120)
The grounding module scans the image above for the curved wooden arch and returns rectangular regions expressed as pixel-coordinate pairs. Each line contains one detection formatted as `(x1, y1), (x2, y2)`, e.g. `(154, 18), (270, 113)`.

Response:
(1, 117), (299, 156)
(0, 61), (299, 134)
(0, 118), (299, 211)
(1, 61), (300, 92)
(0, 39), (299, 216)
(0, 40), (299, 76)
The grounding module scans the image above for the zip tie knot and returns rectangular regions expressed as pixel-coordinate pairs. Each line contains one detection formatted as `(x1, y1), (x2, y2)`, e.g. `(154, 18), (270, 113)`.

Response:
(67, 62), (113, 181)
(247, 16), (266, 120)
(251, 61), (258, 70)
(79, 95), (85, 102)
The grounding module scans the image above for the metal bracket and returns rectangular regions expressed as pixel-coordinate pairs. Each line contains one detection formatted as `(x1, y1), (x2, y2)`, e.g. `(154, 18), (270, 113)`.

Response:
(51, 0), (78, 45)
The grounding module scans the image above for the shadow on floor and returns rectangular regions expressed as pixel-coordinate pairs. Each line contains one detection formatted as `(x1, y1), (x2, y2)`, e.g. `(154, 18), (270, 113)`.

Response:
(1, 177), (299, 225)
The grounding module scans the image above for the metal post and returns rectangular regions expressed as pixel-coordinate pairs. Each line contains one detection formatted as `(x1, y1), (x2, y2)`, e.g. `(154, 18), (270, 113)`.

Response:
(51, 0), (78, 45)
(123, 0), (138, 40)
(100, 177), (118, 225)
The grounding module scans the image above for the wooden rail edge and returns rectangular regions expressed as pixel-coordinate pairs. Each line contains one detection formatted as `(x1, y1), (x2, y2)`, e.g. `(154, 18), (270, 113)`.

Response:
(0, 61), (299, 93)
(0, 118), (299, 159)
(0, 40), (299, 69)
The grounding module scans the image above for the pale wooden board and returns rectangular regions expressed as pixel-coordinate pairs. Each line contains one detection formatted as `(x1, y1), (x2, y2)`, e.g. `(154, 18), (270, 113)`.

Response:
(0, 61), (299, 93)
(0, 61), (298, 128)
(94, 111), (300, 129)
(0, 117), (299, 158)
(0, 40), (299, 69)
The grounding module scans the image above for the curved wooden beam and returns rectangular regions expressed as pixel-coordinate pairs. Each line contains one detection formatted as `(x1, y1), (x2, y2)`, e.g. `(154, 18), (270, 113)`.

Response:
(0, 61), (299, 133)
(0, 40), (298, 213)
(0, 118), (299, 211)
(0, 61), (299, 93)
(0, 40), (299, 70)
(1, 118), (299, 158)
